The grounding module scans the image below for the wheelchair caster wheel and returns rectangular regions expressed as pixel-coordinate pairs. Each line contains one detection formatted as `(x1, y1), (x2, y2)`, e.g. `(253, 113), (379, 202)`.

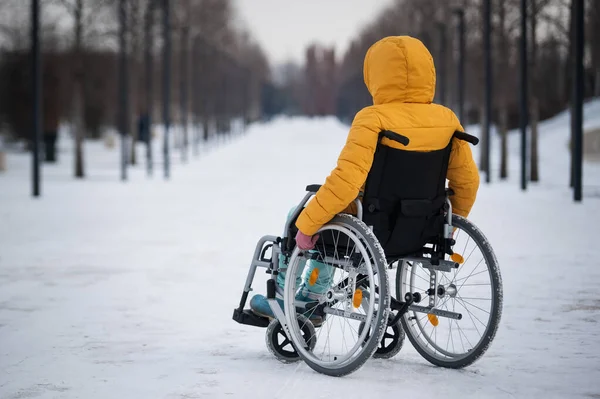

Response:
(359, 315), (405, 359)
(265, 315), (316, 364)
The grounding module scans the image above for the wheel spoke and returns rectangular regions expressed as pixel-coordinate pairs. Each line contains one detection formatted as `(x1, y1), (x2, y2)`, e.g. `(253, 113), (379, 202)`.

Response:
(462, 239), (479, 266)
(445, 306), (454, 354)
(325, 311), (333, 359)
(456, 299), (482, 337)
(339, 311), (348, 354)
(456, 295), (491, 316)
(434, 320), (438, 355)
(453, 267), (487, 285)
(457, 321), (466, 352)
(451, 232), (477, 282)
(459, 283), (490, 287)
(458, 297), (491, 301)
(452, 299), (459, 352)
(414, 313), (429, 341)
(454, 259), (486, 293)
(456, 321), (474, 349)
(413, 269), (432, 286)
(460, 233), (470, 266)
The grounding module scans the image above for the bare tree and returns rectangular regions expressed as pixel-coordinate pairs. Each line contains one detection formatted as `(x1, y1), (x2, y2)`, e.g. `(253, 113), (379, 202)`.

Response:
(104, 0), (153, 165)
(0, 0), (269, 177)
(0, 0), (31, 50)
(590, 0), (600, 96)
(529, 0), (540, 182)
(50, 0), (116, 178)
(497, 0), (515, 179)
(128, 0), (144, 165)
(527, 0), (555, 182)
(174, 0), (191, 160)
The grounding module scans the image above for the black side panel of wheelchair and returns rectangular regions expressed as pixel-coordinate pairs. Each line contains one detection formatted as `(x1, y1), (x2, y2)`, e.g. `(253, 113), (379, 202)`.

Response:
(362, 135), (452, 257)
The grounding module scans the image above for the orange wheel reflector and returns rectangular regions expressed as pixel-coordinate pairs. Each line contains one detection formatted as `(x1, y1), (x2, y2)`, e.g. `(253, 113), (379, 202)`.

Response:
(428, 313), (439, 327)
(353, 289), (363, 308)
(308, 268), (319, 286)
(451, 253), (464, 264)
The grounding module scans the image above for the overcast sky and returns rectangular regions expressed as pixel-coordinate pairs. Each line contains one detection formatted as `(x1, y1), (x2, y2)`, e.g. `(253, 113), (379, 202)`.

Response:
(232, 0), (395, 66)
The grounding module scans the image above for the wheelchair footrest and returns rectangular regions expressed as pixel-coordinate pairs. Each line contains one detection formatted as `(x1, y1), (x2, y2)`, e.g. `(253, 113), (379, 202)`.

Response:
(232, 308), (270, 328)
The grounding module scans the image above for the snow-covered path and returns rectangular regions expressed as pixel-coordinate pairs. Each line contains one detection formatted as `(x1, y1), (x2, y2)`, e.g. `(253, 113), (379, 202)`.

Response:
(1, 107), (600, 398)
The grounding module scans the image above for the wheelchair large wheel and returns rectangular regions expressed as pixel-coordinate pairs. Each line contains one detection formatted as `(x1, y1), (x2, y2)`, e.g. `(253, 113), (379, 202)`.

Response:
(396, 214), (502, 369)
(283, 214), (390, 377)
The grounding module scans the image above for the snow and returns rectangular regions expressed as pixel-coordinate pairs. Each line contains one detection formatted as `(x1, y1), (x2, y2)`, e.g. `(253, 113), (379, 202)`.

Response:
(466, 98), (600, 194)
(1, 100), (600, 398)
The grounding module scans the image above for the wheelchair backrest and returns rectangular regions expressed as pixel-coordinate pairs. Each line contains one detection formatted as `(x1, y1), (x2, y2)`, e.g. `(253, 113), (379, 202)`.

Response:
(362, 130), (473, 258)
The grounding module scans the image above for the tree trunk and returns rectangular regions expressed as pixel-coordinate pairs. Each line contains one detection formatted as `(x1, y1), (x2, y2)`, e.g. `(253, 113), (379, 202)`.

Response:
(73, 80), (85, 178)
(191, 38), (198, 156)
(180, 24), (189, 162)
(596, 67), (600, 97)
(144, 0), (154, 176)
(479, 104), (487, 171)
(499, 107), (508, 179)
(203, 118), (209, 141)
(498, 0), (508, 180)
(530, 97), (540, 181)
(0, 149), (6, 172)
(591, 0), (600, 97)
(130, 0), (141, 166)
(73, 0), (85, 179)
(569, 0), (576, 187)
(529, 0), (540, 182)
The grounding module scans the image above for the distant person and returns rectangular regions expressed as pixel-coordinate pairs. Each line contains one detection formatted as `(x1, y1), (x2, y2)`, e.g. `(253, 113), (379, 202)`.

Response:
(43, 62), (61, 163)
(249, 36), (480, 324)
(137, 111), (150, 143)
(0, 136), (6, 172)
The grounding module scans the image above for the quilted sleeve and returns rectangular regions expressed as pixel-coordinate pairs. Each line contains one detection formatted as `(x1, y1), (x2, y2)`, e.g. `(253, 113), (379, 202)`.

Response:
(296, 108), (381, 235)
(447, 124), (480, 217)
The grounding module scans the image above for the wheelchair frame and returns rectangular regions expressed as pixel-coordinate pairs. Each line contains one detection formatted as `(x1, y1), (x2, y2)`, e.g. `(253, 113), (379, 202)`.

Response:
(232, 129), (497, 373)
(232, 184), (462, 334)
(231, 189), (364, 333)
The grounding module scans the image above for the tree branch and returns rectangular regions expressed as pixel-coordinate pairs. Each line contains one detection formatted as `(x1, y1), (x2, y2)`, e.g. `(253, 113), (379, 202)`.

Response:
(51, 0), (77, 16)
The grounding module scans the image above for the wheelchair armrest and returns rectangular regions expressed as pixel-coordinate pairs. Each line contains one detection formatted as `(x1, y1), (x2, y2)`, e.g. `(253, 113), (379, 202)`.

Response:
(306, 184), (322, 193)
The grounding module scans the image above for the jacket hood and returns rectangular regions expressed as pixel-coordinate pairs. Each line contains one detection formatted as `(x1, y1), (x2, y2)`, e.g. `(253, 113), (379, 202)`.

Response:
(363, 36), (436, 105)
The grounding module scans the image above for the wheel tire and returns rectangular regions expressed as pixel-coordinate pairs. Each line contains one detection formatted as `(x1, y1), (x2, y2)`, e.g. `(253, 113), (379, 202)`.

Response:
(265, 314), (316, 364)
(284, 214), (391, 377)
(358, 315), (405, 359)
(373, 317), (405, 359)
(396, 214), (503, 369)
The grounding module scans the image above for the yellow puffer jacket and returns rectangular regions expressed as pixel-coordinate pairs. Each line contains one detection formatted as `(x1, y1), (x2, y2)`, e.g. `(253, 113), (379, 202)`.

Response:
(296, 36), (480, 236)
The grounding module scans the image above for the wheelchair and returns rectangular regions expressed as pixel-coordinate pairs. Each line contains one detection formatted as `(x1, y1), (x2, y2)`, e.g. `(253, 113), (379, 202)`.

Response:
(232, 130), (503, 377)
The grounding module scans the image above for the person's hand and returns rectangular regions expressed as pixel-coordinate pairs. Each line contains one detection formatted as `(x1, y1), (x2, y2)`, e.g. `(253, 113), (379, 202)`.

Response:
(295, 230), (319, 250)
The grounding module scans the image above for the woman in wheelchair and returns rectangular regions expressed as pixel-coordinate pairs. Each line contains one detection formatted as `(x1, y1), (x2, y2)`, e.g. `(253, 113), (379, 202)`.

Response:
(236, 35), (501, 377)
(249, 35), (479, 324)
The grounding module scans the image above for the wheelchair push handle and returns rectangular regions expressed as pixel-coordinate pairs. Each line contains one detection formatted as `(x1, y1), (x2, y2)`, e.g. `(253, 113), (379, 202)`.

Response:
(379, 129), (480, 147)
(453, 131), (479, 145)
(380, 130), (410, 146)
